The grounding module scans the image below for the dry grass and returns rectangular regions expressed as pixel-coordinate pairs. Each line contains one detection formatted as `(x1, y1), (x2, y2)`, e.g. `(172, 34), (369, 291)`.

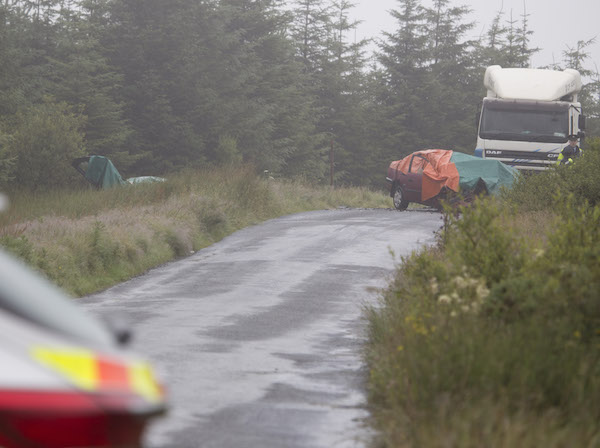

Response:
(0, 165), (390, 295)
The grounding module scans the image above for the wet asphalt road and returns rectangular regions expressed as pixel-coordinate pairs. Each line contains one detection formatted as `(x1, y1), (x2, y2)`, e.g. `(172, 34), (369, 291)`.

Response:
(82, 208), (442, 448)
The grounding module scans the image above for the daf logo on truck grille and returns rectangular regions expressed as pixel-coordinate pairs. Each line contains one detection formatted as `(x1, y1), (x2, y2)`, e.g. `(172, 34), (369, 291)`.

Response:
(486, 150), (503, 155)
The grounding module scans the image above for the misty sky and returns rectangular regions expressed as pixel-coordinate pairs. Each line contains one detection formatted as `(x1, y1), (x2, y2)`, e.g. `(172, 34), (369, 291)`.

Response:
(350, 0), (600, 69)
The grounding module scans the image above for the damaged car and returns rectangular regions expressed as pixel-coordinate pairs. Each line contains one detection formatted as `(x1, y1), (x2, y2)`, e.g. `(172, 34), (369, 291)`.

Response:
(385, 149), (519, 210)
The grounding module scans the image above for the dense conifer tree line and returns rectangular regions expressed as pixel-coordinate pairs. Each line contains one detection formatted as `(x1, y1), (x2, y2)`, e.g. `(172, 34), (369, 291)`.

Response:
(0, 0), (597, 190)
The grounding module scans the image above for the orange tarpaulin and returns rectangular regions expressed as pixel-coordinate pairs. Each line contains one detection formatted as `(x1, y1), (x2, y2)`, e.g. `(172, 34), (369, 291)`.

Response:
(395, 149), (460, 201)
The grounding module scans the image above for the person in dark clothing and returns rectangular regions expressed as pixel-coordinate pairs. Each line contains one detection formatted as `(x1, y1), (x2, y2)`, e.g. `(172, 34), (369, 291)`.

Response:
(557, 134), (583, 165)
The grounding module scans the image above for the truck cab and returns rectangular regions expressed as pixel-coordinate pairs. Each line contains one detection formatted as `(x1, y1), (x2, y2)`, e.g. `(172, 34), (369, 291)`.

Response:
(475, 66), (585, 170)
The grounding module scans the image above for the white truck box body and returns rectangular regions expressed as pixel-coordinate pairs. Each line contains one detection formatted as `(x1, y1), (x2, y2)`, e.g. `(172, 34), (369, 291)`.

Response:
(484, 66), (582, 101)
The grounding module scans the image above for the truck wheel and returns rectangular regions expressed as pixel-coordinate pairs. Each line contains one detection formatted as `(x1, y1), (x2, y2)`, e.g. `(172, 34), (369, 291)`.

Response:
(393, 186), (409, 211)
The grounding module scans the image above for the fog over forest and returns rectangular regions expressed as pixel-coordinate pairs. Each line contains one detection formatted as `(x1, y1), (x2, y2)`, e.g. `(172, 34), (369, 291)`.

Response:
(1, 0), (598, 191)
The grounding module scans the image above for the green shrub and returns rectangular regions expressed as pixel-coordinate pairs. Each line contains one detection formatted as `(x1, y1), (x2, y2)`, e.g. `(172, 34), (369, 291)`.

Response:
(366, 194), (600, 447)
(0, 235), (36, 264)
(558, 143), (600, 206)
(503, 168), (560, 211)
(5, 100), (86, 190)
(87, 221), (120, 273)
(163, 228), (189, 258)
(441, 198), (531, 284)
(505, 137), (600, 210)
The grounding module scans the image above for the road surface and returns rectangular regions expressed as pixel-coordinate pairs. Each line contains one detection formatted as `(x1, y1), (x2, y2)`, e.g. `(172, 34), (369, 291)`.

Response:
(82, 208), (441, 447)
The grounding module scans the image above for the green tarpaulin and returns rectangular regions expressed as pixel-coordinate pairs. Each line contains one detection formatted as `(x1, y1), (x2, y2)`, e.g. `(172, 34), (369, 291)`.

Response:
(450, 151), (518, 196)
(84, 156), (127, 189)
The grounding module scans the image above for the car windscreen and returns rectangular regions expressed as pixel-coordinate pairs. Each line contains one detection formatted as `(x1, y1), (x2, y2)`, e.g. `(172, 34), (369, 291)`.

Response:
(479, 99), (570, 143)
(0, 250), (114, 347)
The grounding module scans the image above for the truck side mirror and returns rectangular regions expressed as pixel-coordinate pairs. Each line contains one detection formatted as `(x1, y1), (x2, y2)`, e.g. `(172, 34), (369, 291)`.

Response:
(579, 114), (586, 130)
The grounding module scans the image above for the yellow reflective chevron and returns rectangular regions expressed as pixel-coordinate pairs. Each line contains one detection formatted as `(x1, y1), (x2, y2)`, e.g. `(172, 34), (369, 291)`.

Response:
(33, 347), (97, 390)
(32, 347), (164, 403)
(129, 362), (163, 403)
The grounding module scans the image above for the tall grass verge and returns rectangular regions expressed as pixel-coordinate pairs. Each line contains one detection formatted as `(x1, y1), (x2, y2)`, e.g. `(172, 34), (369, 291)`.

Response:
(1, 165), (389, 296)
(366, 193), (600, 447)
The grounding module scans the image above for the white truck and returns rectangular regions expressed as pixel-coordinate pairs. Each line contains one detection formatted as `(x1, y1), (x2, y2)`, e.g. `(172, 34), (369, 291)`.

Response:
(474, 65), (586, 170)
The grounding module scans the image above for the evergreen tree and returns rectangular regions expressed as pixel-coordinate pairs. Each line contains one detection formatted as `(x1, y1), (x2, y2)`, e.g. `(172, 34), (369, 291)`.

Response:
(514, 4), (538, 67)
(475, 9), (507, 67)
(0, 133), (16, 188)
(562, 38), (600, 137)
(318, 0), (373, 185)
(213, 0), (319, 174)
(49, 0), (133, 168)
(377, 0), (429, 161)
(105, 0), (207, 173)
(290, 0), (332, 72)
(0, 4), (28, 117)
(422, 0), (478, 152)
(475, 5), (538, 69)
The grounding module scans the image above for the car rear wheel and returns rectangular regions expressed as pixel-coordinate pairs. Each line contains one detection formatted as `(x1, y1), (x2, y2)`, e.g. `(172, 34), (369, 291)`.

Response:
(393, 186), (409, 211)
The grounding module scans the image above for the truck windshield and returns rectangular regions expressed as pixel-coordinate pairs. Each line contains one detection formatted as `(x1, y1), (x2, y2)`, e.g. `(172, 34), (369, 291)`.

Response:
(479, 100), (570, 143)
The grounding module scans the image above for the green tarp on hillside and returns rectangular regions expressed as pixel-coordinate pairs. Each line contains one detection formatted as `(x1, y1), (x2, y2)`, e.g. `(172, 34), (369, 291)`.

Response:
(450, 151), (518, 195)
(84, 156), (127, 189)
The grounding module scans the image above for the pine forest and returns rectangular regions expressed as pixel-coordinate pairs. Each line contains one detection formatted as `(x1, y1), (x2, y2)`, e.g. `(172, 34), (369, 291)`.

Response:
(1, 0), (599, 190)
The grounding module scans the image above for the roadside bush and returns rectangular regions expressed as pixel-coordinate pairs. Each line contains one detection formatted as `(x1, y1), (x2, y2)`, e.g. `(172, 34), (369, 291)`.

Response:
(86, 221), (120, 273)
(559, 140), (600, 206)
(366, 195), (600, 447)
(0, 235), (37, 265)
(505, 137), (600, 210)
(441, 198), (530, 285)
(162, 228), (190, 258)
(5, 100), (86, 190)
(504, 168), (560, 211)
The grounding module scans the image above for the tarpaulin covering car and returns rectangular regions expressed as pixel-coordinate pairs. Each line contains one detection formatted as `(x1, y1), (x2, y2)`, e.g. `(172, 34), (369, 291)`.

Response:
(386, 149), (519, 210)
(72, 156), (165, 189)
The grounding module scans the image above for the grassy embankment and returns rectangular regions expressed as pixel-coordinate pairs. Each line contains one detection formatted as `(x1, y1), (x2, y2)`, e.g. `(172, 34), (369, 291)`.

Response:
(365, 140), (600, 447)
(0, 165), (390, 296)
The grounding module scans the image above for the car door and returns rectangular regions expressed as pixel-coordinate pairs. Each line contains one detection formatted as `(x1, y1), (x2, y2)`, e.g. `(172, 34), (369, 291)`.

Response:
(402, 154), (427, 203)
